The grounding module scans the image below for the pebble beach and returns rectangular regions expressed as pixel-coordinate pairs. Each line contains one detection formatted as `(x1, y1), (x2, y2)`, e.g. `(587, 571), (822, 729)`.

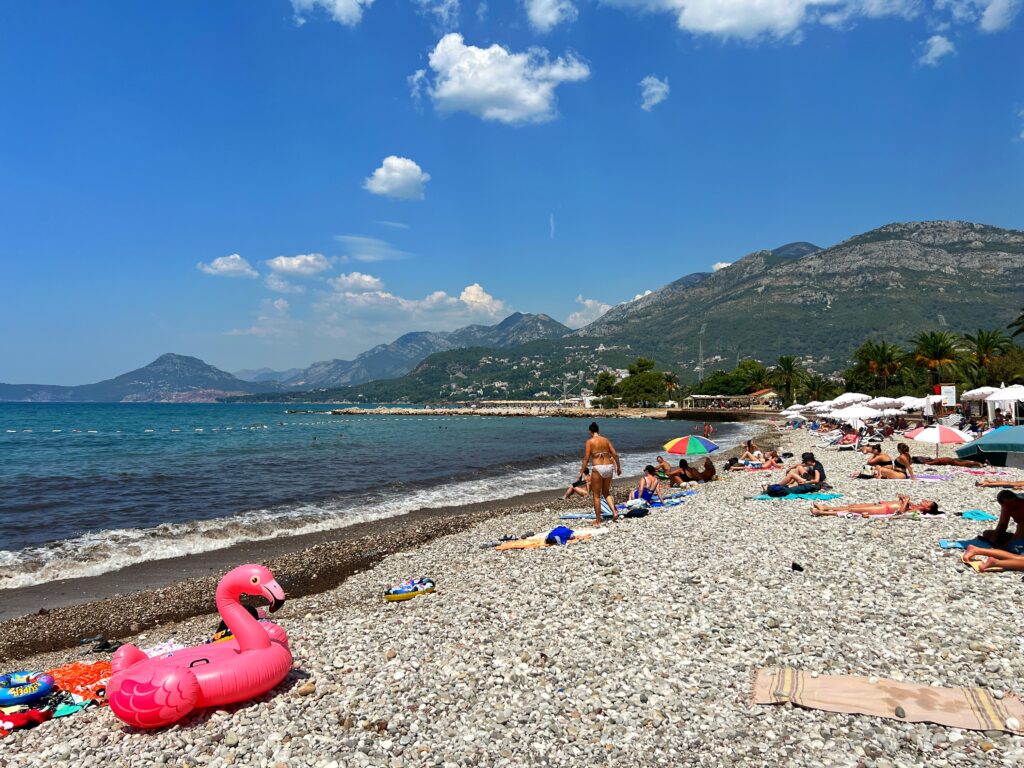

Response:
(3, 427), (1024, 767)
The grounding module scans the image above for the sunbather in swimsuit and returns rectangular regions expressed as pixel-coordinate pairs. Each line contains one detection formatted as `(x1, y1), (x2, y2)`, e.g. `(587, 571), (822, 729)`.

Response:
(811, 495), (938, 517)
(976, 479), (1024, 489)
(580, 422), (621, 526)
(873, 443), (915, 480)
(961, 545), (1024, 571)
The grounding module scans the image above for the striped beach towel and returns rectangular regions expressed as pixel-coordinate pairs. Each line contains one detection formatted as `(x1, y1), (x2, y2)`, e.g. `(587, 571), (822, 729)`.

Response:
(753, 668), (1024, 734)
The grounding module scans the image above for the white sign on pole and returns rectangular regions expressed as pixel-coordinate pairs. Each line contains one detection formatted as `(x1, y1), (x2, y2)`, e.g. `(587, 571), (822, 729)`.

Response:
(940, 385), (957, 407)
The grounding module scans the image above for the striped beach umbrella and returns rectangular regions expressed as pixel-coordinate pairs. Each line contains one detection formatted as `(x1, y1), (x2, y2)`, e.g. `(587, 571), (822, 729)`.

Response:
(663, 435), (720, 456)
(905, 424), (974, 456)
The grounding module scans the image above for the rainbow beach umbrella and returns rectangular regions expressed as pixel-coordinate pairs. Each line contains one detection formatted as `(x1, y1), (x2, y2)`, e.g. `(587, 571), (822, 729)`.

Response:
(663, 435), (720, 456)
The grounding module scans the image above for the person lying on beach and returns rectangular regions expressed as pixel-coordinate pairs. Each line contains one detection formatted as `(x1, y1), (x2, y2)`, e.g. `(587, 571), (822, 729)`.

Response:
(873, 443), (915, 480)
(978, 490), (1024, 547)
(860, 444), (893, 467)
(961, 545), (1024, 571)
(729, 451), (783, 470)
(912, 456), (987, 467)
(561, 467), (591, 500)
(580, 421), (621, 526)
(678, 458), (716, 482)
(810, 495), (939, 517)
(976, 479), (1024, 489)
(631, 465), (664, 504)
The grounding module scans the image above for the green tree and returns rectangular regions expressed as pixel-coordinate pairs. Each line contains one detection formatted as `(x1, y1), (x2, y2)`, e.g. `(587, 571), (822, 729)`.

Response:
(986, 345), (1024, 386)
(628, 357), (657, 375)
(694, 369), (747, 396)
(911, 331), (968, 387)
(801, 374), (838, 402)
(770, 356), (807, 404)
(852, 339), (904, 393)
(663, 371), (679, 400)
(618, 370), (669, 406)
(593, 371), (618, 397)
(963, 329), (1013, 385)
(1008, 309), (1024, 338)
(735, 359), (772, 393)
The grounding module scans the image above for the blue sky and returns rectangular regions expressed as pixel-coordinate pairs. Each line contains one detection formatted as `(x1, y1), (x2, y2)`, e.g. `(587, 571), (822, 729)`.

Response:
(1, 0), (1022, 383)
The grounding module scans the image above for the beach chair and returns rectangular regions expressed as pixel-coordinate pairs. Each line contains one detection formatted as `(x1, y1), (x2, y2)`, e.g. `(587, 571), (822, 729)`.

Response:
(815, 430), (842, 448)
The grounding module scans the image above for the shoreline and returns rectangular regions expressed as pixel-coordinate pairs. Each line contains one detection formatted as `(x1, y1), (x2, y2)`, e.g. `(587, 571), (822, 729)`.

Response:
(0, 426), (769, 662)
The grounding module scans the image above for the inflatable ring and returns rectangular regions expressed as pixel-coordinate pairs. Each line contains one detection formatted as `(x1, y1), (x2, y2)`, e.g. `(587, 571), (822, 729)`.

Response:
(385, 577), (435, 602)
(0, 671), (56, 706)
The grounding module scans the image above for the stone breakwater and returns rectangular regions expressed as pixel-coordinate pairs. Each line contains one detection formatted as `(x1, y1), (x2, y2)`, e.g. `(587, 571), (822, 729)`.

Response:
(4, 430), (1024, 766)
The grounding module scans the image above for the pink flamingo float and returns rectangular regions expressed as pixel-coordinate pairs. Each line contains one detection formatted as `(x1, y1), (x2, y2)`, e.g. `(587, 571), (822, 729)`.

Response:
(107, 564), (292, 729)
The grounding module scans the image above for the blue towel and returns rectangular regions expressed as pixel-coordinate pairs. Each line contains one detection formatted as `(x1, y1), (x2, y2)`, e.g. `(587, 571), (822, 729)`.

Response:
(961, 509), (997, 522)
(754, 492), (843, 501)
(940, 538), (1024, 554)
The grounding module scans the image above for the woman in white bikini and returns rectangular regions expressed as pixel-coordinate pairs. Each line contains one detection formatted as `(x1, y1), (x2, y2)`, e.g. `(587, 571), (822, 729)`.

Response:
(579, 422), (621, 526)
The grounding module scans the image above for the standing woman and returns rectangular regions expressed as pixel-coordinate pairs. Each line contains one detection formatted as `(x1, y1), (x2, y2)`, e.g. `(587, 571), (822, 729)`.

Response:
(579, 422), (621, 525)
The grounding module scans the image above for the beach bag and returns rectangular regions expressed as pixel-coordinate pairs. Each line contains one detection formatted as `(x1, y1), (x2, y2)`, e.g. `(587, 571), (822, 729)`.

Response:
(765, 484), (790, 497)
(545, 526), (574, 545)
(624, 505), (649, 518)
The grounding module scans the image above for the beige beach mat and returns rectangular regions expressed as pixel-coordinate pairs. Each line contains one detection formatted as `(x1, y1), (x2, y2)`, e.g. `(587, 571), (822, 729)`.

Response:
(753, 667), (1024, 735)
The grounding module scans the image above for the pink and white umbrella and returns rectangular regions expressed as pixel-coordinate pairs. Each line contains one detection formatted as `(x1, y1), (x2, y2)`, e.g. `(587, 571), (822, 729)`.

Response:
(904, 425), (973, 456)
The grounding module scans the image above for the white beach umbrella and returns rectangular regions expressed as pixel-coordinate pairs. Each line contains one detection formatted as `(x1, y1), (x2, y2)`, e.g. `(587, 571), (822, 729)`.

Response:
(833, 405), (883, 422)
(867, 397), (903, 409)
(880, 408), (906, 416)
(833, 392), (872, 406)
(805, 400), (823, 408)
(985, 385), (1024, 403)
(898, 397), (925, 411)
(783, 413), (808, 421)
(962, 386), (999, 402)
(789, 402), (806, 410)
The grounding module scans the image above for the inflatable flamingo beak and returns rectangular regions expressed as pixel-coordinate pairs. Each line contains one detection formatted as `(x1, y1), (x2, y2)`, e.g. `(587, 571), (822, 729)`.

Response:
(264, 579), (286, 613)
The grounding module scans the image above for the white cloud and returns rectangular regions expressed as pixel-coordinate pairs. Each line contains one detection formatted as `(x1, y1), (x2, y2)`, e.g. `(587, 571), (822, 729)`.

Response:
(266, 273), (305, 294)
(1017, 108), (1024, 141)
(227, 299), (297, 337)
(272, 298), (290, 313)
(329, 271), (385, 291)
(712, 261), (732, 271)
(363, 156), (431, 200)
(631, 289), (653, 301)
(290, 0), (374, 26)
(415, 0), (461, 29)
(979, 0), (1021, 29)
(266, 253), (331, 275)
(335, 235), (410, 262)
(197, 254), (258, 279)
(600, 0), (925, 40)
(376, 220), (410, 230)
(639, 75), (670, 111)
(918, 34), (956, 65)
(567, 295), (611, 328)
(459, 283), (506, 316)
(410, 33), (590, 125)
(525, 0), (579, 31)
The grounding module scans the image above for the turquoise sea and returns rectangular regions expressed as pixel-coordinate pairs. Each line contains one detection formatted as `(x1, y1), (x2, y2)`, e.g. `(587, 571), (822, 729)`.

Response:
(0, 403), (754, 590)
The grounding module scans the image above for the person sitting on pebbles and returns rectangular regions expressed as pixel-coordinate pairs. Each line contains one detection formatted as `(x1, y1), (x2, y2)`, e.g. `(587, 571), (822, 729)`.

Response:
(780, 452), (823, 488)
(810, 495), (939, 517)
(561, 467), (590, 501)
(678, 458), (717, 482)
(631, 465), (664, 504)
(978, 490), (1024, 548)
(860, 444), (893, 468)
(873, 442), (915, 480)
(655, 455), (675, 480)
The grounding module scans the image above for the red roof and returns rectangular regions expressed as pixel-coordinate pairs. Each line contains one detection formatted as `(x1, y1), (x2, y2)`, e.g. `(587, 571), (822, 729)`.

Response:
(749, 389), (777, 397)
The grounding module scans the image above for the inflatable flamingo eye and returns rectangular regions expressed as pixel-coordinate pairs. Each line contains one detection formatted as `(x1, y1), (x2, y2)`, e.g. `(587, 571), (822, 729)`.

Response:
(250, 575), (260, 585)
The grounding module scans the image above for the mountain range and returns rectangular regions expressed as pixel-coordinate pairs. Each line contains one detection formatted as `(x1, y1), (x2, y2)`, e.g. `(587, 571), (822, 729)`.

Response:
(6, 221), (1023, 403)
(0, 354), (269, 403)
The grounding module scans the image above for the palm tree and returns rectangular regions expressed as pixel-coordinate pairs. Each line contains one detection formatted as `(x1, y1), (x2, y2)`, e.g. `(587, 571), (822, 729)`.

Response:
(911, 330), (967, 388)
(964, 328), (1013, 368)
(770, 356), (807, 404)
(853, 339), (904, 394)
(801, 374), (838, 402)
(738, 362), (772, 393)
(663, 371), (679, 400)
(1008, 309), (1024, 338)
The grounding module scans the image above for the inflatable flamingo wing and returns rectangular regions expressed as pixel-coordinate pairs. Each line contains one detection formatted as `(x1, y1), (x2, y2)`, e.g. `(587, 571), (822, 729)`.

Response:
(107, 563), (291, 730)
(108, 666), (200, 729)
